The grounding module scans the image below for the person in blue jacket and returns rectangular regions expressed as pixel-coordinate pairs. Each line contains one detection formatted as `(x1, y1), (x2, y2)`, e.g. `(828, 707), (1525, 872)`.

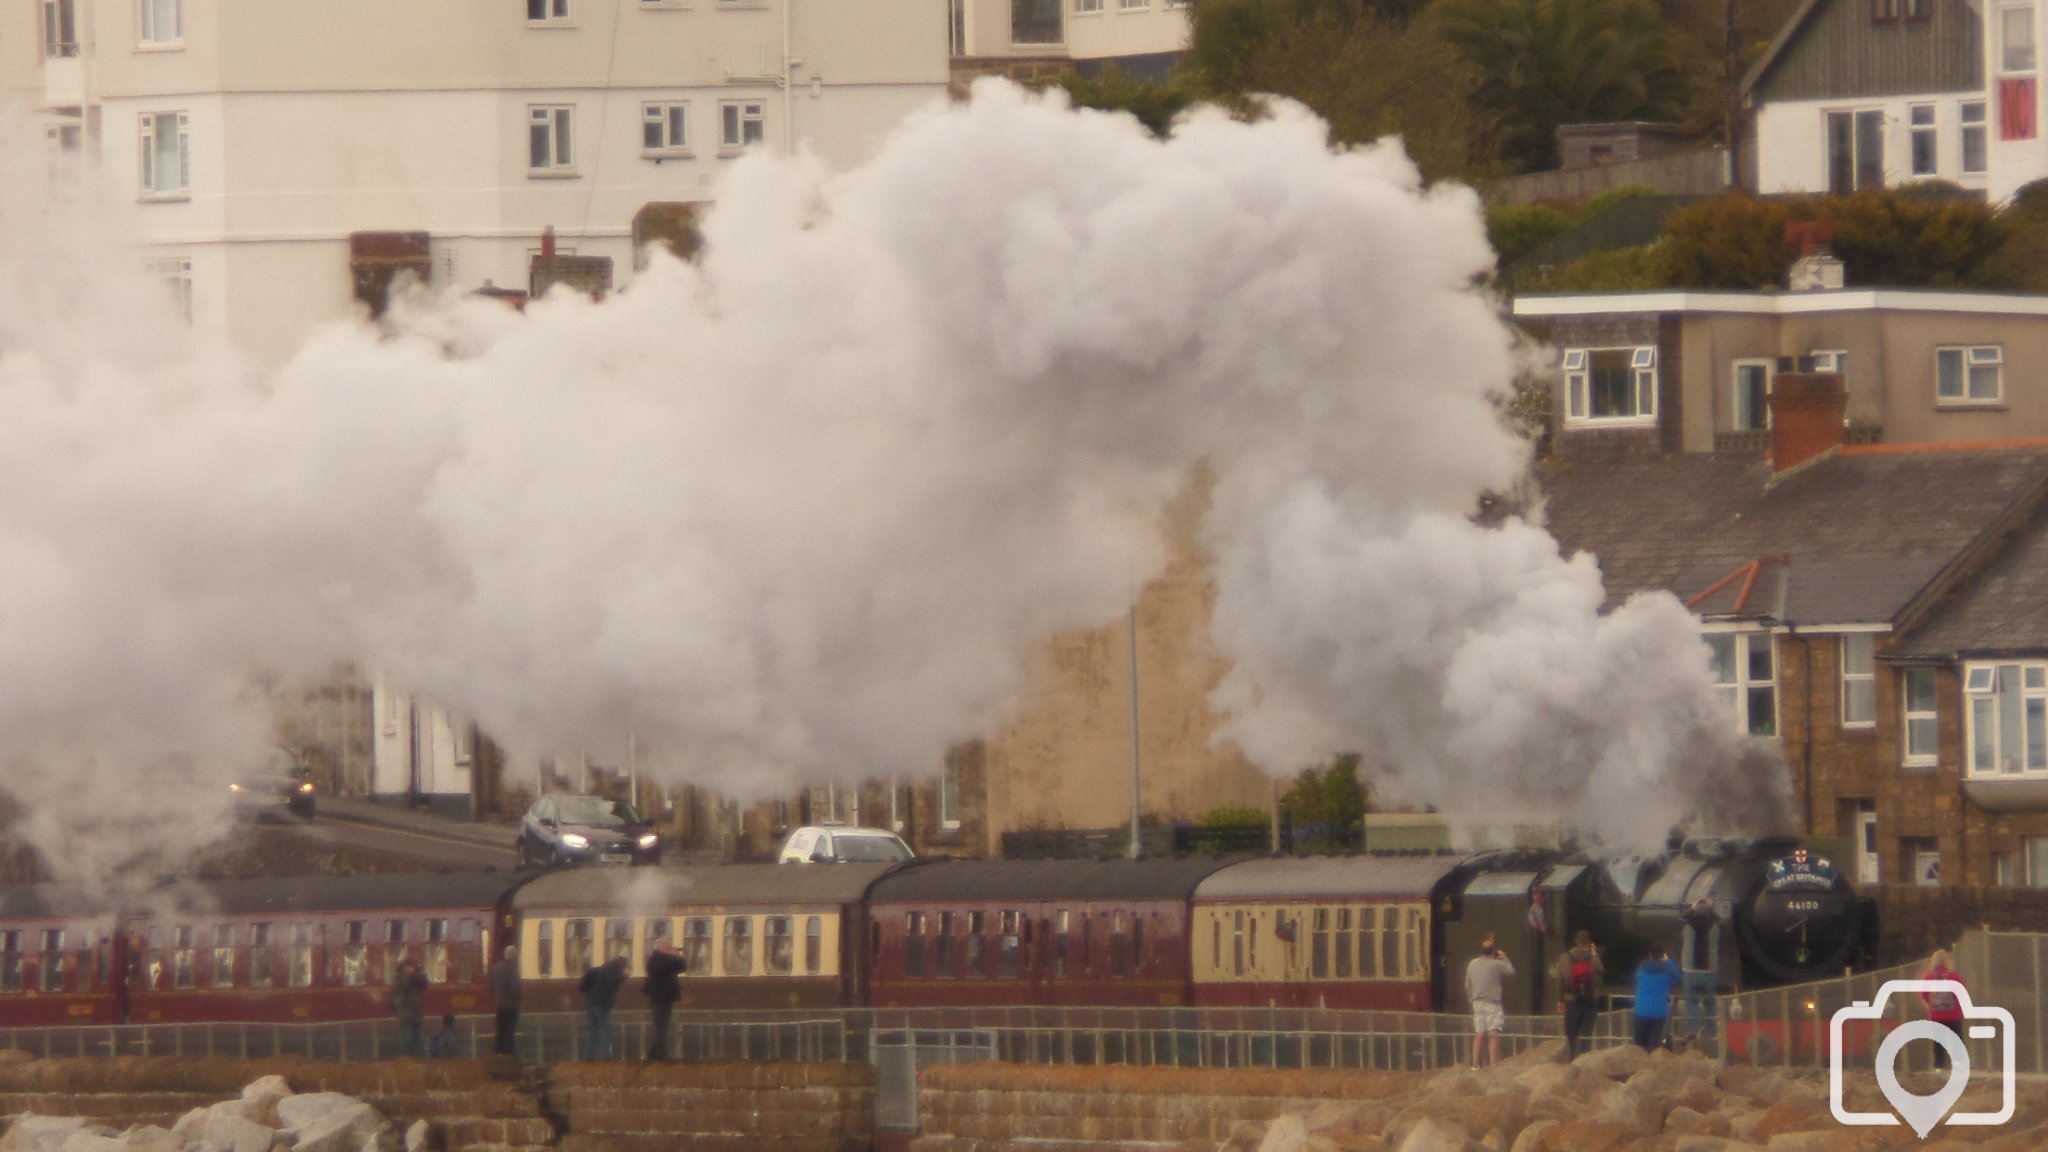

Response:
(1632, 944), (1683, 1052)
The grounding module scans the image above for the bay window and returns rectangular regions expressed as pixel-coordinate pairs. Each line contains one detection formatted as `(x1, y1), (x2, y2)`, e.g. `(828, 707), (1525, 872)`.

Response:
(1964, 661), (2048, 776)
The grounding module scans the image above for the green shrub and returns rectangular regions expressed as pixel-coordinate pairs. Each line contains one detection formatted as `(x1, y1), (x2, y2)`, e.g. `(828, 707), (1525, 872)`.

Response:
(1488, 203), (1573, 264)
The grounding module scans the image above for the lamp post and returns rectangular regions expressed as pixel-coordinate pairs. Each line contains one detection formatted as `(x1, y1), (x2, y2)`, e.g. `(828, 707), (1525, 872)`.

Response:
(1128, 604), (1142, 859)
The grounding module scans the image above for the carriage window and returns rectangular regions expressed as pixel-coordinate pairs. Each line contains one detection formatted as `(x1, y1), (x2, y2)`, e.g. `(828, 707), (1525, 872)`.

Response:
(290, 923), (314, 987)
(1082, 915), (1094, 971)
(935, 912), (955, 978)
(1054, 911), (1069, 978)
(966, 911), (986, 977)
(684, 917), (712, 975)
(999, 911), (1020, 979)
(1133, 916), (1145, 972)
(1247, 913), (1258, 971)
(425, 919), (450, 983)
(565, 919), (594, 975)
(536, 921), (555, 977)
(1, 930), (22, 993)
(604, 919), (634, 968)
(251, 923), (274, 987)
(1110, 912), (1127, 977)
(1357, 907), (1378, 979)
(1404, 908), (1425, 978)
(172, 925), (195, 989)
(765, 916), (794, 975)
(212, 925), (235, 988)
(1232, 910), (1245, 976)
(646, 918), (673, 961)
(342, 921), (367, 987)
(1334, 909), (1352, 978)
(1311, 907), (1330, 979)
(905, 911), (926, 977)
(144, 928), (165, 990)
(383, 919), (409, 984)
(1379, 908), (1399, 979)
(1211, 917), (1222, 973)
(39, 929), (66, 992)
(805, 916), (822, 975)
(723, 917), (753, 976)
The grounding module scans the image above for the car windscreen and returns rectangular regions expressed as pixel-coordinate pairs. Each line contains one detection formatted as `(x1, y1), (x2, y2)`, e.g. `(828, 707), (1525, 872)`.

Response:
(833, 835), (912, 862)
(556, 796), (641, 826)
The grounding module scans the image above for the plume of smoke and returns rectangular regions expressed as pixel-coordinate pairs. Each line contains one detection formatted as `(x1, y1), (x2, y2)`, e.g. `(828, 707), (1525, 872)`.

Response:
(0, 81), (1787, 884)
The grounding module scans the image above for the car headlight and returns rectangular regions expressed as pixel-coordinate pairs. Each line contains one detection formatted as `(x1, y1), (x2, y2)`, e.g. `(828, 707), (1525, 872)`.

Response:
(297, 782), (315, 794)
(560, 833), (590, 848)
(229, 783), (244, 793)
(638, 833), (659, 848)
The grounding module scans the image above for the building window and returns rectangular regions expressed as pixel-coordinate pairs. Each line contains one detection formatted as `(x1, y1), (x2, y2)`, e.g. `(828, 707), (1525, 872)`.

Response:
(1708, 631), (1777, 737)
(1963, 102), (1989, 171)
(1120, 0), (1148, 9)
(1874, 0), (1899, 19)
(949, 0), (967, 54)
(139, 111), (190, 197)
(941, 756), (962, 830)
(720, 101), (765, 150)
(1810, 349), (1848, 374)
(2005, 5), (2037, 71)
(140, 0), (182, 44)
(1909, 105), (1937, 175)
(1964, 662), (2048, 776)
(2026, 838), (2048, 886)
(529, 106), (574, 173)
(1936, 345), (2002, 404)
(1732, 359), (1773, 431)
(1562, 347), (1656, 425)
(643, 102), (688, 153)
(528, 0), (570, 21)
(42, 0), (76, 57)
(46, 123), (82, 152)
(1904, 836), (1941, 886)
(1826, 109), (1885, 195)
(1012, 0), (1061, 44)
(1841, 634), (1876, 727)
(1904, 666), (1939, 765)
(1076, 0), (1101, 13)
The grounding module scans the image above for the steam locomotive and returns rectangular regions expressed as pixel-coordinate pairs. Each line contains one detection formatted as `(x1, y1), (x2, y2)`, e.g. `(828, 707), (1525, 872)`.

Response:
(0, 838), (1872, 1030)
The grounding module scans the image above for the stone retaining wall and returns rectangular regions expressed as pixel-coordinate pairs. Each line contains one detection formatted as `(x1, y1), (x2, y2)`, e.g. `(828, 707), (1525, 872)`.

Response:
(552, 1062), (874, 1152)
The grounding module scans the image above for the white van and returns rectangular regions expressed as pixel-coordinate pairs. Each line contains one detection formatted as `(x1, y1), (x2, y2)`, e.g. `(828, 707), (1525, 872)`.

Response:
(778, 824), (915, 864)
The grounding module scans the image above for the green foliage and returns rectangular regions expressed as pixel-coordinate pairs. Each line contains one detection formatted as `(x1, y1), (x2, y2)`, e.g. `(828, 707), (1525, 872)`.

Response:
(1519, 243), (1664, 291)
(1584, 183), (1659, 217)
(1429, 0), (1701, 172)
(1059, 67), (1201, 138)
(1195, 804), (1269, 827)
(1488, 203), (1573, 264)
(2012, 179), (2048, 221)
(1653, 191), (2005, 291)
(1281, 754), (1365, 853)
(1189, 0), (1432, 94)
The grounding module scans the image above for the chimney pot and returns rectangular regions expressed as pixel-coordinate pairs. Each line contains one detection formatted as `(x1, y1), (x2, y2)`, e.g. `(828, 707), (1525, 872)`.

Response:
(1768, 371), (1848, 473)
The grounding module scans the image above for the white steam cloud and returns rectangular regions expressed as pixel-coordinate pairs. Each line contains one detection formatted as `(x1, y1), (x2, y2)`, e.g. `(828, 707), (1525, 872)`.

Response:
(0, 81), (1786, 883)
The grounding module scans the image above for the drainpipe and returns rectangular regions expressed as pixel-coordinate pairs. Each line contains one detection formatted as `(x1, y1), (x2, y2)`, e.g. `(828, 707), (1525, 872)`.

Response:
(782, 0), (796, 156)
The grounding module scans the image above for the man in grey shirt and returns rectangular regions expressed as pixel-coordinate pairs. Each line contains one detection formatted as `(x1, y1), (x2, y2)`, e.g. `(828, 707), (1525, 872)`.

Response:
(1465, 935), (1515, 1069)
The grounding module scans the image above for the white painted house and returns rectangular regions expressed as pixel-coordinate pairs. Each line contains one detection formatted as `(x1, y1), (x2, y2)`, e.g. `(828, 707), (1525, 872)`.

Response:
(24, 0), (948, 367)
(948, 0), (1188, 70)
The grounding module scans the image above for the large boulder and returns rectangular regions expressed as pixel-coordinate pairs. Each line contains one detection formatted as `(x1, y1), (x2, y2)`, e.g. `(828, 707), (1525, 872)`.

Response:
(1573, 1046), (1649, 1082)
(198, 1111), (272, 1152)
(277, 1099), (387, 1152)
(4, 1120), (101, 1152)
(1393, 1118), (1469, 1152)
(1258, 1114), (1310, 1152)
(54, 1132), (129, 1152)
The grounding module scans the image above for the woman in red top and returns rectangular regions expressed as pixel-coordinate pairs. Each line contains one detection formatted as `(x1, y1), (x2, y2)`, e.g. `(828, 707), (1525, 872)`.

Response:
(1920, 949), (1966, 1069)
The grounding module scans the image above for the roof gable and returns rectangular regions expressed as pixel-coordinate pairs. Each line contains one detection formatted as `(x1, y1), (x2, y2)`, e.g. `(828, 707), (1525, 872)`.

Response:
(1743, 0), (1981, 103)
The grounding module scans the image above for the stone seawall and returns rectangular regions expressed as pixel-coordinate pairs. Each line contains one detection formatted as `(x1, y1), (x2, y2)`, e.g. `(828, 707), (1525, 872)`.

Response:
(553, 1061), (873, 1152)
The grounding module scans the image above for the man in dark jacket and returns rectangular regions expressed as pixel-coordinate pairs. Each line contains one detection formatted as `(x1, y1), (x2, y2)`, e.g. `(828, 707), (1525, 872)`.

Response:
(644, 940), (687, 1061)
(1553, 930), (1603, 1063)
(490, 945), (523, 1056)
(391, 959), (429, 1057)
(579, 955), (629, 1061)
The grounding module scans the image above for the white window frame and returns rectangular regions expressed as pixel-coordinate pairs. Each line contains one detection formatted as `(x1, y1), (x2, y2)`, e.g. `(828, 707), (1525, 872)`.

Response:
(1903, 665), (1939, 766)
(528, 105), (575, 175)
(720, 101), (766, 152)
(1963, 660), (2048, 778)
(1119, 0), (1149, 10)
(642, 101), (690, 154)
(1076, 0), (1102, 14)
(2004, 5), (2037, 73)
(42, 0), (77, 57)
(138, 0), (182, 45)
(1706, 629), (1778, 737)
(139, 110), (189, 198)
(1561, 345), (1657, 427)
(1962, 101), (1989, 173)
(1732, 358), (1774, 431)
(940, 758), (962, 830)
(1909, 103), (1937, 176)
(2026, 836), (2048, 887)
(527, 0), (571, 22)
(148, 256), (192, 324)
(1810, 349), (1847, 374)
(1841, 633), (1876, 728)
(1936, 344), (2003, 405)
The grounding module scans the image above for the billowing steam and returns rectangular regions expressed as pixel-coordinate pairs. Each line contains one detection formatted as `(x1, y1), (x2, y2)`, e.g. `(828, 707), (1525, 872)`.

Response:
(0, 81), (1786, 884)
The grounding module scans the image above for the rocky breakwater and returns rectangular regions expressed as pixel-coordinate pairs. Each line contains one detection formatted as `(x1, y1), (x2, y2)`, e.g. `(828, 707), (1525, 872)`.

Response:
(1222, 1045), (2047, 1152)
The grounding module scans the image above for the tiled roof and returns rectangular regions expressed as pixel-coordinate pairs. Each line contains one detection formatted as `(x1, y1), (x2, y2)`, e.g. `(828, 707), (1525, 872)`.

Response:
(1892, 502), (2048, 657)
(1536, 447), (2048, 624)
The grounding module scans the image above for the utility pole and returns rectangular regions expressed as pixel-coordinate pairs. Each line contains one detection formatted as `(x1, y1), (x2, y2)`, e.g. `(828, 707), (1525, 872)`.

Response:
(1128, 605), (1142, 859)
(1726, 0), (1743, 189)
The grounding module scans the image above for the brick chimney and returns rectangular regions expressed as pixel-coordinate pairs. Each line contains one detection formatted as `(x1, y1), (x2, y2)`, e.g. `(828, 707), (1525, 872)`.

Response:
(1768, 371), (1848, 472)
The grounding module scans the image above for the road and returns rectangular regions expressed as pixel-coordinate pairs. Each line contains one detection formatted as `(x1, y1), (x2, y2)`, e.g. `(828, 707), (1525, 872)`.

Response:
(301, 811), (516, 870)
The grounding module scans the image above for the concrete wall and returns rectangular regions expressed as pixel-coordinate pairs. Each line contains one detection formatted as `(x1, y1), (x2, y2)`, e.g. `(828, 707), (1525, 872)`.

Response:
(1487, 150), (1729, 206)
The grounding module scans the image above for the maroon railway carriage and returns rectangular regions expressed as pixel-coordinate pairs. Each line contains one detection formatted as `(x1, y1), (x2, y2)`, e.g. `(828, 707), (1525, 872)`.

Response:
(0, 874), (512, 1026)
(864, 857), (1243, 1009)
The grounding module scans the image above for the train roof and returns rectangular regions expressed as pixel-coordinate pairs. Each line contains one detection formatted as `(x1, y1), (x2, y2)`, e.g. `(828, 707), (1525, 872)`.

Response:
(510, 862), (901, 910)
(866, 857), (1245, 903)
(0, 871), (519, 919)
(1192, 855), (1468, 900)
(0, 885), (116, 919)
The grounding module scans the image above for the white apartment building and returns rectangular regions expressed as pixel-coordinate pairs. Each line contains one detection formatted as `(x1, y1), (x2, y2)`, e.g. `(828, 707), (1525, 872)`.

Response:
(948, 0), (1187, 67)
(27, 0), (947, 366)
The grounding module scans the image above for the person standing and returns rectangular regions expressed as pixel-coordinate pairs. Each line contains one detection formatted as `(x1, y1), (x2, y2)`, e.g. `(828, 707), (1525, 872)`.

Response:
(1678, 898), (1721, 1046)
(644, 940), (687, 1061)
(1631, 944), (1683, 1052)
(390, 959), (429, 1058)
(1920, 949), (1967, 1069)
(580, 955), (629, 1061)
(1464, 934), (1515, 1069)
(428, 1012), (462, 1058)
(490, 945), (523, 1056)
(1554, 930), (1603, 1062)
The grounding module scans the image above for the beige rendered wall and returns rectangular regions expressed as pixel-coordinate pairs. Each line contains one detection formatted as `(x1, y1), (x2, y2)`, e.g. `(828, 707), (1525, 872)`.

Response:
(1838, 310), (2048, 444)
(978, 477), (1275, 855)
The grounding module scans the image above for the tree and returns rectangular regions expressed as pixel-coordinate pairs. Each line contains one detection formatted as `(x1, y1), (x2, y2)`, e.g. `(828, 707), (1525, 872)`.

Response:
(1060, 67), (1202, 137)
(1654, 191), (2006, 290)
(1280, 754), (1366, 853)
(1430, 0), (1700, 172)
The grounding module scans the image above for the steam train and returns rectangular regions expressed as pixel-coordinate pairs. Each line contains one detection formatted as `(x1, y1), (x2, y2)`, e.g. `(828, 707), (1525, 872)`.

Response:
(0, 839), (1873, 1030)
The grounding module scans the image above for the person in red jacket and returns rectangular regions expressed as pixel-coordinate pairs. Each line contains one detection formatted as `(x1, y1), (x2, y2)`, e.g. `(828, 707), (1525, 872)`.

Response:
(1919, 948), (1966, 1070)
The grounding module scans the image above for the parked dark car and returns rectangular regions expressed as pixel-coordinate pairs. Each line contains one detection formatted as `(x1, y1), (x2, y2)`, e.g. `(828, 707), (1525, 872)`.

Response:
(229, 747), (316, 820)
(518, 795), (661, 867)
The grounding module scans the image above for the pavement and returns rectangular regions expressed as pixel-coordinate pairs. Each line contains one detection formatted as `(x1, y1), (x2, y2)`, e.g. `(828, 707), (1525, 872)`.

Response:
(317, 794), (519, 852)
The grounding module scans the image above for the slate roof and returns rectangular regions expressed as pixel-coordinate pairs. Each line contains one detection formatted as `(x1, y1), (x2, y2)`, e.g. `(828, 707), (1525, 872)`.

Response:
(1190, 855), (1467, 901)
(1536, 446), (2048, 624)
(511, 862), (901, 910)
(1892, 501), (2048, 657)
